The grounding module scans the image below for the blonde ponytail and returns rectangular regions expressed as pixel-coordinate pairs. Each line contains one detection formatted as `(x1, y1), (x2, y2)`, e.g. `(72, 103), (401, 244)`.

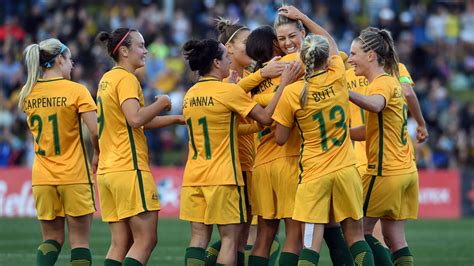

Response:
(18, 44), (41, 111)
(18, 38), (68, 111)
(299, 34), (330, 107)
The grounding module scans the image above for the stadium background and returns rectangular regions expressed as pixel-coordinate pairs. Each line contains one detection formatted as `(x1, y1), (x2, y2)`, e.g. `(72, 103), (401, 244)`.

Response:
(0, 0), (473, 265)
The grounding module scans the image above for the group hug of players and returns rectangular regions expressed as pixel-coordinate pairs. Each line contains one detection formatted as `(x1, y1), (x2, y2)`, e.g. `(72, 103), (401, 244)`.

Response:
(19, 4), (427, 266)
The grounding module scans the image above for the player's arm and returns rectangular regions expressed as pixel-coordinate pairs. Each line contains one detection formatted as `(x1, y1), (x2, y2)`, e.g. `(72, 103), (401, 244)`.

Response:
(144, 115), (185, 129)
(238, 57), (286, 92)
(350, 125), (366, 141)
(278, 5), (339, 55)
(247, 61), (302, 125)
(400, 81), (428, 143)
(275, 123), (291, 146)
(349, 91), (385, 113)
(121, 95), (171, 128)
(238, 122), (264, 136)
(81, 111), (100, 173)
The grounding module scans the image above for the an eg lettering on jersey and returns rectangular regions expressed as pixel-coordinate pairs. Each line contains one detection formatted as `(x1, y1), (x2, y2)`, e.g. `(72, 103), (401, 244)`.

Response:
(312, 86), (335, 102)
(347, 78), (369, 90)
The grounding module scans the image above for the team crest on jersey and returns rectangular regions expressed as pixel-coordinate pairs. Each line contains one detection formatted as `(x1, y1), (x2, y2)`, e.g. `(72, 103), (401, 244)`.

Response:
(393, 87), (403, 98)
(98, 81), (111, 91)
(152, 192), (159, 200)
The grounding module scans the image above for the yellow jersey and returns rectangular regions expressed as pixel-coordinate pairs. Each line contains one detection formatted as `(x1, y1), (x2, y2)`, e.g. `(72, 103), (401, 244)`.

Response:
(182, 77), (257, 186)
(273, 55), (355, 183)
(223, 70), (255, 172)
(365, 74), (417, 176)
(24, 77), (96, 185)
(96, 67), (150, 174)
(250, 53), (302, 167)
(347, 63), (414, 173)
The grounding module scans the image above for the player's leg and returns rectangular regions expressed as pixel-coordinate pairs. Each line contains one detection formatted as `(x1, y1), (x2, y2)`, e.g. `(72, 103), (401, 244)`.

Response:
(217, 223), (241, 265)
(341, 218), (375, 266)
(279, 218), (301, 265)
(125, 211), (159, 265)
(38, 218), (65, 266)
(324, 221), (354, 266)
(249, 217), (279, 265)
(61, 183), (96, 266)
(33, 185), (65, 266)
(105, 221), (133, 264)
(66, 214), (93, 266)
(382, 219), (413, 266)
(298, 223), (324, 265)
(335, 166), (374, 266)
(188, 222), (213, 265)
(364, 217), (392, 266)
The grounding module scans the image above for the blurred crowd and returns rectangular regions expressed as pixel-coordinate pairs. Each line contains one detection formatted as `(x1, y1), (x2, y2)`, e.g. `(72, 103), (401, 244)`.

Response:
(0, 0), (473, 169)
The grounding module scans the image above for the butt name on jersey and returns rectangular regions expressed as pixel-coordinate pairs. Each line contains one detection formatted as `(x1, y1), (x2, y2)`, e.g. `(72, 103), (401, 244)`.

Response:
(24, 97), (67, 111)
(183, 96), (215, 108)
(312, 86), (336, 102)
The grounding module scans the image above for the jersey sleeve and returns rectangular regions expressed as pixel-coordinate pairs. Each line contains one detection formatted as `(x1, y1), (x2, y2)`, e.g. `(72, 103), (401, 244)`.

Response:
(76, 85), (97, 113)
(117, 74), (141, 105)
(253, 93), (275, 107)
(237, 70), (264, 93)
(368, 76), (393, 110)
(221, 84), (258, 118)
(272, 86), (299, 128)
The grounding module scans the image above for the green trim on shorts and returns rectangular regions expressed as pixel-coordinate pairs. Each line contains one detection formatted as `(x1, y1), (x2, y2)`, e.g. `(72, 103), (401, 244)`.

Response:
(363, 175), (377, 216)
(78, 116), (96, 210)
(237, 186), (245, 223)
(377, 113), (384, 176)
(295, 120), (305, 184)
(242, 171), (250, 209)
(229, 113), (239, 185)
(126, 124), (147, 211)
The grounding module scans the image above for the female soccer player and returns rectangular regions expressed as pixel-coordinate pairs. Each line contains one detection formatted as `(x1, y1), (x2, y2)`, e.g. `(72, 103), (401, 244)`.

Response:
(181, 38), (300, 265)
(348, 27), (419, 266)
(347, 59), (428, 265)
(275, 6), (356, 265)
(96, 28), (182, 266)
(206, 17), (272, 265)
(19, 38), (98, 266)
(273, 25), (375, 266)
(239, 25), (303, 266)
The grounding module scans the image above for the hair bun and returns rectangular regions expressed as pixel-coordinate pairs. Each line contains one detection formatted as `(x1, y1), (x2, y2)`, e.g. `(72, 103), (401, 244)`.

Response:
(215, 17), (234, 33)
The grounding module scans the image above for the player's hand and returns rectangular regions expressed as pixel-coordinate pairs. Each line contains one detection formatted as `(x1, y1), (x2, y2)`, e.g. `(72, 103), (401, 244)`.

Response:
(278, 5), (304, 20)
(228, 69), (240, 84)
(280, 61), (302, 86)
(176, 115), (186, 125)
(416, 125), (429, 143)
(261, 56), (285, 78)
(155, 95), (172, 112)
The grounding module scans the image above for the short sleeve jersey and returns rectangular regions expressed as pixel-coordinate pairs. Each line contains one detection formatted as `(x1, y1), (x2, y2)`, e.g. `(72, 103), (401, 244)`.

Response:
(365, 74), (417, 176)
(253, 52), (302, 167)
(24, 78), (96, 185)
(223, 69), (255, 172)
(96, 67), (150, 174)
(273, 55), (355, 183)
(182, 77), (257, 186)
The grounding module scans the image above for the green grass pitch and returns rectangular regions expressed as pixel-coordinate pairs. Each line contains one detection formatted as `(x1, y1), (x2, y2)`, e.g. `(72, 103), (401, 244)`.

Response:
(0, 218), (472, 265)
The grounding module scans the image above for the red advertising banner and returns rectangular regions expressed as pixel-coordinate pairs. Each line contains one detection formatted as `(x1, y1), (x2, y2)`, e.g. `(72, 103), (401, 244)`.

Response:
(0, 168), (461, 218)
(418, 170), (461, 218)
